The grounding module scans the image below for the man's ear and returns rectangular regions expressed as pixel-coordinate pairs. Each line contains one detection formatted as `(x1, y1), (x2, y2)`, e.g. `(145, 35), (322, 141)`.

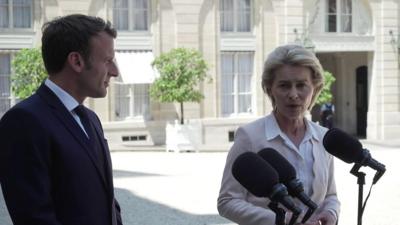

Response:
(67, 52), (85, 73)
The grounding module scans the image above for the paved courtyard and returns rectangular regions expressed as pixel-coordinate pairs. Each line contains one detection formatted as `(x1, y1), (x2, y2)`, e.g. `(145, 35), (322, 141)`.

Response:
(1, 142), (399, 225)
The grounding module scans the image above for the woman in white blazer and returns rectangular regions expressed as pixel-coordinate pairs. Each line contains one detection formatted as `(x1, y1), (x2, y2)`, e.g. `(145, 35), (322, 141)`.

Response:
(218, 44), (340, 225)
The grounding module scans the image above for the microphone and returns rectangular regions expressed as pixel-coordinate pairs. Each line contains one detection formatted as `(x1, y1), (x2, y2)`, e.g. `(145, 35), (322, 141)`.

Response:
(231, 152), (302, 217)
(258, 148), (318, 223)
(323, 128), (386, 184)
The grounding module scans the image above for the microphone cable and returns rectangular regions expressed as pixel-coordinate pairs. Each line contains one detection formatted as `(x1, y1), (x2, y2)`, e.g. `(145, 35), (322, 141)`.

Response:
(361, 181), (375, 218)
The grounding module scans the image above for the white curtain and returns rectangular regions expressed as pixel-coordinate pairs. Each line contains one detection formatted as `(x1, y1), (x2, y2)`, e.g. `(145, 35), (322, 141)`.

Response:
(133, 0), (148, 31)
(133, 84), (149, 117)
(220, 0), (250, 32)
(0, 54), (11, 118)
(237, 52), (253, 113)
(113, 0), (129, 30)
(113, 0), (148, 31)
(13, 0), (31, 28)
(220, 0), (233, 32)
(340, 0), (352, 32)
(221, 53), (234, 115)
(353, 0), (372, 35)
(0, 0), (31, 28)
(221, 52), (253, 116)
(237, 0), (251, 32)
(114, 77), (150, 120)
(114, 76), (130, 120)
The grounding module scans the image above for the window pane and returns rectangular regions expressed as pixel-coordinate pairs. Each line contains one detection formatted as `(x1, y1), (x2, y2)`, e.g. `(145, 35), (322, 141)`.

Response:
(134, 10), (148, 30)
(221, 54), (234, 94)
(221, 53), (234, 115)
(237, 52), (253, 113)
(115, 83), (130, 120)
(237, 0), (251, 32)
(328, 0), (336, 13)
(133, 84), (149, 117)
(114, 0), (129, 30)
(0, 0), (8, 28)
(341, 15), (352, 32)
(342, 0), (352, 14)
(13, 0), (32, 28)
(327, 15), (336, 32)
(220, 0), (233, 32)
(237, 53), (252, 93)
(133, 0), (147, 9)
(221, 52), (253, 115)
(133, 0), (148, 31)
(222, 95), (234, 115)
(238, 95), (251, 113)
(340, 0), (352, 32)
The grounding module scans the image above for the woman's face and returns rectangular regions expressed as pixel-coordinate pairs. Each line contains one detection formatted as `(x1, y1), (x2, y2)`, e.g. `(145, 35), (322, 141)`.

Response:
(269, 65), (314, 120)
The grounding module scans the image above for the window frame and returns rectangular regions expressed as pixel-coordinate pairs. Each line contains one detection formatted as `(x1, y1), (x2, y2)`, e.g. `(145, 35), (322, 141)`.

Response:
(220, 51), (254, 117)
(220, 0), (253, 33)
(325, 0), (353, 33)
(0, 0), (33, 30)
(114, 82), (150, 121)
(113, 0), (150, 32)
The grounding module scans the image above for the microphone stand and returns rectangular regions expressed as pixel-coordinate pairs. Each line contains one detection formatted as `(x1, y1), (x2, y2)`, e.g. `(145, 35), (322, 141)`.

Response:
(350, 163), (365, 225)
(268, 201), (286, 225)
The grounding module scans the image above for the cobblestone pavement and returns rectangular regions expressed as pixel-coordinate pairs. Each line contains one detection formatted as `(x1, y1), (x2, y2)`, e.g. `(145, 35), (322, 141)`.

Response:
(1, 143), (398, 225)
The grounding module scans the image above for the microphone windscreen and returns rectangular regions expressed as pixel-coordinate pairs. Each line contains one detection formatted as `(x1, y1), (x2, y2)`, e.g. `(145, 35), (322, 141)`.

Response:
(322, 128), (364, 164)
(258, 148), (297, 183)
(232, 152), (279, 197)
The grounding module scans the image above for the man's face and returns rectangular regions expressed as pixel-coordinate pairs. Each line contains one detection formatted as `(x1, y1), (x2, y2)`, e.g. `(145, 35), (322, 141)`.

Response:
(78, 31), (118, 99)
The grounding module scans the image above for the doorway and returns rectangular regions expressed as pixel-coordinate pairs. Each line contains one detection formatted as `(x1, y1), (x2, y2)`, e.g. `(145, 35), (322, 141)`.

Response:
(356, 66), (368, 138)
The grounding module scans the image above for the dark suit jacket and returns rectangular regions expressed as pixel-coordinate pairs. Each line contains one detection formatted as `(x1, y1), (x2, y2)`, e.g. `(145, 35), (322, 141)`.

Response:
(0, 84), (123, 225)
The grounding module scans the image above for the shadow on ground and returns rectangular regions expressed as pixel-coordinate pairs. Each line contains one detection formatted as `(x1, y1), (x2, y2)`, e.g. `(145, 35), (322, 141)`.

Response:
(1, 175), (232, 225)
(115, 187), (232, 225)
(113, 169), (165, 178)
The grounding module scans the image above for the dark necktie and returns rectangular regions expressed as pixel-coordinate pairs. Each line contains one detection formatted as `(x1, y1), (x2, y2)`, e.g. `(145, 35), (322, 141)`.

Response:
(74, 105), (106, 169)
(74, 105), (95, 141)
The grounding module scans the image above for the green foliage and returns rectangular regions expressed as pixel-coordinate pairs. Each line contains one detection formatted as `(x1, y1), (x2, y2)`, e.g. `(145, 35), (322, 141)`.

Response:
(11, 48), (47, 99)
(316, 70), (336, 105)
(150, 48), (209, 124)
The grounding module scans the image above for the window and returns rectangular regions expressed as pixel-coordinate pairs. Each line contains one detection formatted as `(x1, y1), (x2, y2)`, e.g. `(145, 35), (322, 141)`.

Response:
(221, 51), (253, 116)
(220, 0), (251, 32)
(113, 0), (149, 31)
(0, 0), (32, 29)
(0, 54), (11, 118)
(114, 82), (150, 120)
(326, 0), (352, 32)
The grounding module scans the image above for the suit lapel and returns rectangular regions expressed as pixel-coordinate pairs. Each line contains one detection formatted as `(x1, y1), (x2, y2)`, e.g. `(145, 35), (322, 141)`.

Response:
(36, 84), (109, 191)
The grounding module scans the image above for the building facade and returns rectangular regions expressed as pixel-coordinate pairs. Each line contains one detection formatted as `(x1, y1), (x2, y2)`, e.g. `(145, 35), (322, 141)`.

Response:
(0, 0), (399, 150)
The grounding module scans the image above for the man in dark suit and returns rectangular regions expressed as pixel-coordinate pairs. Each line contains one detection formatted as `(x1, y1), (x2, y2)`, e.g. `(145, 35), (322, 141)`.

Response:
(0, 14), (123, 225)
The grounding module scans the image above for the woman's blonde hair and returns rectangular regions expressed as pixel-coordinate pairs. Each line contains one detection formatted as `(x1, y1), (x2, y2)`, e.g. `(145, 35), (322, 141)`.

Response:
(261, 44), (324, 110)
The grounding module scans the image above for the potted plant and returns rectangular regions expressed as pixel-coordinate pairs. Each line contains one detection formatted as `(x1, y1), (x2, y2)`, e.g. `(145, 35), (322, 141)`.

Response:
(150, 48), (209, 152)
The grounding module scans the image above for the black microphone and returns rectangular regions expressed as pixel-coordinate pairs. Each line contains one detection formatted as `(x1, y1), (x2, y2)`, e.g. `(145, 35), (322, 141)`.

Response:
(258, 148), (318, 223)
(323, 128), (386, 184)
(231, 152), (302, 217)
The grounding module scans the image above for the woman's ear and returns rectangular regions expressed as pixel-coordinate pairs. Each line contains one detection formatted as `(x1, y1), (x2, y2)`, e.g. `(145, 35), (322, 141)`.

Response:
(67, 52), (85, 73)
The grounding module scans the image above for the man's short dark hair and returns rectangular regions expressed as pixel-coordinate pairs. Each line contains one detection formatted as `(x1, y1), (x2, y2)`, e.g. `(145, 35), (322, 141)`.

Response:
(41, 14), (117, 74)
